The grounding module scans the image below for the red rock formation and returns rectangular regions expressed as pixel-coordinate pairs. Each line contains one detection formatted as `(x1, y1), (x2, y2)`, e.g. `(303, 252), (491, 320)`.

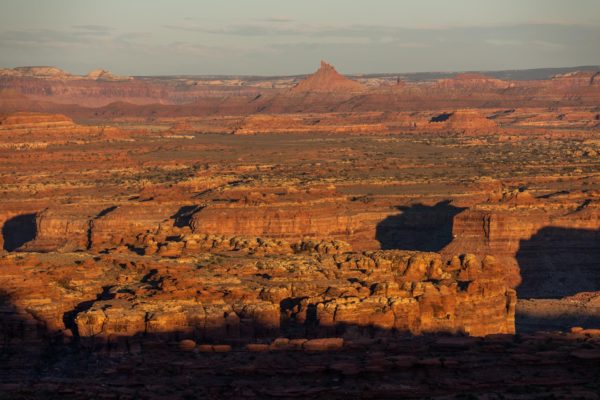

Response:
(233, 113), (388, 135)
(434, 73), (510, 90)
(0, 111), (74, 127)
(550, 71), (600, 89)
(87, 203), (186, 251)
(0, 112), (127, 149)
(22, 206), (94, 252)
(5, 66), (72, 79)
(188, 189), (388, 248)
(85, 69), (131, 81)
(291, 61), (366, 93)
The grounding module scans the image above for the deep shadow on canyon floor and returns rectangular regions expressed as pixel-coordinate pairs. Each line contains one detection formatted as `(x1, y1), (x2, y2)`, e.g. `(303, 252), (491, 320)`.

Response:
(517, 227), (600, 299)
(2, 288), (600, 400)
(375, 201), (466, 251)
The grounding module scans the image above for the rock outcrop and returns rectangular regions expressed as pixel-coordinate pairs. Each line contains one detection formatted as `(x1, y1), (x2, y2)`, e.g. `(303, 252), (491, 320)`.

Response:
(0, 246), (515, 346)
(233, 113), (387, 135)
(86, 69), (131, 81)
(0, 112), (125, 149)
(0, 112), (74, 127)
(5, 66), (72, 79)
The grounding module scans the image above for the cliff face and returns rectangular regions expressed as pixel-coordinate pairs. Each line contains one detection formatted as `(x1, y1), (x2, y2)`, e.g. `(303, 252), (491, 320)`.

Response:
(23, 198), (386, 253)
(24, 207), (94, 252)
(88, 203), (184, 250)
(232, 113), (388, 135)
(188, 201), (384, 247)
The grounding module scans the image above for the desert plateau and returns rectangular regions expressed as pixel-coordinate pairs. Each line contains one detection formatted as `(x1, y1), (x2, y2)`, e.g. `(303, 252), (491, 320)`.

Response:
(1, 1), (600, 399)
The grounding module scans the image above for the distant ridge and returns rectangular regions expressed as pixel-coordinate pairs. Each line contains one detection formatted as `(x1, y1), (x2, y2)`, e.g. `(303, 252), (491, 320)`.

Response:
(2, 64), (600, 82)
(353, 65), (600, 82)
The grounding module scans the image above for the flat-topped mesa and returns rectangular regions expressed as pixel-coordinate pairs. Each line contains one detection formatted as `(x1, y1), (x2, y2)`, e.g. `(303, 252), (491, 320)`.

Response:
(0, 112), (126, 148)
(551, 71), (600, 87)
(8, 66), (72, 79)
(232, 113), (388, 135)
(291, 61), (366, 93)
(435, 73), (510, 89)
(0, 66), (132, 82)
(0, 112), (74, 128)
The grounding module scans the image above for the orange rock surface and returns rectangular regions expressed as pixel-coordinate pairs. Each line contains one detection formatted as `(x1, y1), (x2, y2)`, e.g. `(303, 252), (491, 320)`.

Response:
(0, 61), (599, 397)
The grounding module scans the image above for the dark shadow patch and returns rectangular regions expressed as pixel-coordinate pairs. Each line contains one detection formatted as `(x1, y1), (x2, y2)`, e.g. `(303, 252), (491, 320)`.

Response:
(96, 206), (117, 219)
(375, 201), (466, 251)
(536, 190), (569, 199)
(516, 227), (600, 299)
(430, 112), (454, 123)
(1, 286), (600, 399)
(171, 205), (203, 228)
(2, 213), (37, 251)
(62, 286), (115, 339)
(516, 303), (600, 333)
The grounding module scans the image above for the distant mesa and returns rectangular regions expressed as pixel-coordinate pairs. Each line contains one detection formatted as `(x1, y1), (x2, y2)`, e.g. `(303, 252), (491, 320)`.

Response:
(0, 111), (125, 143)
(552, 70), (600, 86)
(86, 69), (132, 81)
(13, 66), (71, 79)
(0, 112), (74, 127)
(291, 61), (366, 93)
(452, 72), (498, 81)
(435, 72), (510, 89)
(0, 66), (131, 81)
(0, 66), (70, 79)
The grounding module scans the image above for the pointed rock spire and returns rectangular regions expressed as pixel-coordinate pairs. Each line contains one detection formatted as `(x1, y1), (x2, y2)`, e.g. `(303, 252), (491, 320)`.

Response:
(291, 61), (366, 93)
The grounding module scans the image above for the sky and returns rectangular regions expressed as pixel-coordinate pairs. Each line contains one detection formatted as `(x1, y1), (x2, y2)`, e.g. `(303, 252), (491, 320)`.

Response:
(0, 0), (599, 76)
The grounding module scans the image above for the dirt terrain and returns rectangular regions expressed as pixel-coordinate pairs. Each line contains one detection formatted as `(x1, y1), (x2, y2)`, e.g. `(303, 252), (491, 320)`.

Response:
(1, 62), (599, 398)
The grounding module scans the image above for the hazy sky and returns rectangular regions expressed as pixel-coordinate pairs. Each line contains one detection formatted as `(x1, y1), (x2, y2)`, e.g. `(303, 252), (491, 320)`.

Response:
(1, 0), (599, 75)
